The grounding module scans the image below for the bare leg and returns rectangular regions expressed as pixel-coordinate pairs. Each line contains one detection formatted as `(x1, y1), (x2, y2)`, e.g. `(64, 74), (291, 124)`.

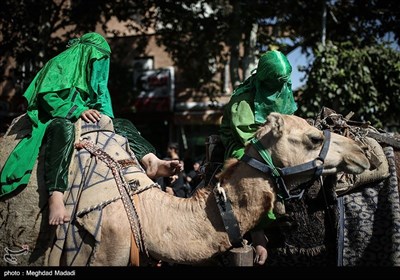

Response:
(141, 153), (183, 179)
(48, 191), (70, 225)
(251, 230), (268, 265)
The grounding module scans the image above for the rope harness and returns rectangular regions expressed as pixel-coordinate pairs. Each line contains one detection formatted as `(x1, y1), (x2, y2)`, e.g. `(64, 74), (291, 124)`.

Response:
(78, 138), (148, 256)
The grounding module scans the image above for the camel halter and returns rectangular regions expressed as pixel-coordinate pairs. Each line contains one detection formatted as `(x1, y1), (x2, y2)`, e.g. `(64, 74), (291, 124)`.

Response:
(241, 129), (331, 200)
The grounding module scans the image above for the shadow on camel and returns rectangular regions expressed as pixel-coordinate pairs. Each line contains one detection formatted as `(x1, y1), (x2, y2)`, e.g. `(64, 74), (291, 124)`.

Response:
(0, 112), (370, 266)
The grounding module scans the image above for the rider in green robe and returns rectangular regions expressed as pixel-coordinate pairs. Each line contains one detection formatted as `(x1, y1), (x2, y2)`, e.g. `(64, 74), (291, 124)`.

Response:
(1, 32), (112, 195)
(1, 32), (182, 225)
(220, 50), (297, 160)
(219, 50), (297, 266)
(0, 32), (114, 225)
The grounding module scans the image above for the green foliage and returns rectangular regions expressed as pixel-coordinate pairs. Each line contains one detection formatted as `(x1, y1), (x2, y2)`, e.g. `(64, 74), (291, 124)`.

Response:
(1, 0), (400, 123)
(298, 41), (400, 131)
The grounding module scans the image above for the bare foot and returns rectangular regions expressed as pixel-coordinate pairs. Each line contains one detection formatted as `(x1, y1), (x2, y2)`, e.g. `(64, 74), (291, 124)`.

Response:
(141, 153), (183, 179)
(48, 191), (70, 225)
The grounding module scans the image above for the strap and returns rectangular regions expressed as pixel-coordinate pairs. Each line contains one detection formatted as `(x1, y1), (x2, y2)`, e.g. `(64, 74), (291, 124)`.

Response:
(130, 194), (141, 266)
(250, 138), (280, 177)
(213, 186), (243, 248)
(241, 152), (305, 200)
(337, 196), (345, 266)
(118, 159), (137, 169)
(79, 138), (147, 255)
(241, 154), (274, 174)
(279, 129), (331, 177)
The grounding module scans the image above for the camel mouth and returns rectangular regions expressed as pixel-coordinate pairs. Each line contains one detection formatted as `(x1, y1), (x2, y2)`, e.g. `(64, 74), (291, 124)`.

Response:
(321, 155), (370, 175)
(341, 154), (370, 174)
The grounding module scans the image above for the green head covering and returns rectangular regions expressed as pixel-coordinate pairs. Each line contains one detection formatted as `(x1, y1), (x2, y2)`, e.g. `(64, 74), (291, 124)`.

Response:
(24, 32), (113, 122)
(0, 32), (113, 197)
(254, 50), (297, 123)
(232, 50), (297, 124)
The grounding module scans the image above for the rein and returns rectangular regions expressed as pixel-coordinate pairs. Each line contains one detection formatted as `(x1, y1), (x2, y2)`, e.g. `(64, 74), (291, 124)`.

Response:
(241, 129), (331, 200)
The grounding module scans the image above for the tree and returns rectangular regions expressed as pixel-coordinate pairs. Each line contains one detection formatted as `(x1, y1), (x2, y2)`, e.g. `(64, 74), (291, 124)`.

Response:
(149, 1), (278, 95)
(298, 41), (400, 131)
(1, 0), (399, 128)
(0, 0), (154, 118)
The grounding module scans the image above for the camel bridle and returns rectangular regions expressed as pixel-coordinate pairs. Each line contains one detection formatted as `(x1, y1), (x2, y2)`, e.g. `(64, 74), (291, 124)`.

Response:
(241, 129), (331, 200)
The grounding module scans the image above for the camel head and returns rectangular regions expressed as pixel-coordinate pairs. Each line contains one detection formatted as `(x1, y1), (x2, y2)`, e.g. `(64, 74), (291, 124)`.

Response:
(252, 113), (370, 179)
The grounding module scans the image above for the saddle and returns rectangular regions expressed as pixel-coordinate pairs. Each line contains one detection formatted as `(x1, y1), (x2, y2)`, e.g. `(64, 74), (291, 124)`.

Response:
(312, 107), (393, 195)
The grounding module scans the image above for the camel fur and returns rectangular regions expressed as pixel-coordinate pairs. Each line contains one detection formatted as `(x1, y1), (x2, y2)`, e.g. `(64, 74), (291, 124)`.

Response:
(0, 112), (370, 266)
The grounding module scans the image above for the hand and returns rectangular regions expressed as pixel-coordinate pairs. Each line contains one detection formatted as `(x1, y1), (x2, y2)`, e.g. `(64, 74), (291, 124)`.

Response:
(253, 244), (267, 265)
(251, 230), (268, 265)
(81, 109), (101, 123)
(169, 160), (184, 175)
(169, 174), (179, 184)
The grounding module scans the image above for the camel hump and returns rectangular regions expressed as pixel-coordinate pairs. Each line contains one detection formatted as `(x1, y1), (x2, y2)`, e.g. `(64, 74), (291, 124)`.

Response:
(79, 114), (114, 135)
(0, 113), (32, 162)
(0, 113), (51, 266)
(0, 114), (124, 266)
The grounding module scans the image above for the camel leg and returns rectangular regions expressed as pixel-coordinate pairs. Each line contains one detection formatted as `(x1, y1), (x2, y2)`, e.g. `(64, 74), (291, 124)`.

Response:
(90, 200), (131, 266)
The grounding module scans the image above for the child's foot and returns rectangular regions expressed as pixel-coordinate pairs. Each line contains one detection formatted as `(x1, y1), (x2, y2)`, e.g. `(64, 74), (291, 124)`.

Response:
(48, 191), (70, 225)
(142, 153), (183, 179)
(153, 159), (182, 178)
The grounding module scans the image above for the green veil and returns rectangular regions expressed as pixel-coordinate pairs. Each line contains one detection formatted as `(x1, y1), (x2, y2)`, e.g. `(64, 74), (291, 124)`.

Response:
(1, 32), (113, 197)
(232, 50), (297, 124)
(24, 32), (113, 123)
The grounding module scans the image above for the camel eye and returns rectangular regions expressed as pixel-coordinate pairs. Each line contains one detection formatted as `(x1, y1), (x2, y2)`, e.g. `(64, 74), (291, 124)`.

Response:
(310, 135), (323, 146)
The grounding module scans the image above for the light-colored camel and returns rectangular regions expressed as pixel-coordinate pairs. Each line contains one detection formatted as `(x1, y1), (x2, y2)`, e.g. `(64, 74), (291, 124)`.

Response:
(55, 112), (369, 266)
(263, 110), (400, 266)
(0, 112), (370, 266)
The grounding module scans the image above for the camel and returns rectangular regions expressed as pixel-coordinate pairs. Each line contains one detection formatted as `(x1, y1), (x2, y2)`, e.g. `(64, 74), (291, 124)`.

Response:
(0, 112), (370, 266)
(263, 109), (400, 266)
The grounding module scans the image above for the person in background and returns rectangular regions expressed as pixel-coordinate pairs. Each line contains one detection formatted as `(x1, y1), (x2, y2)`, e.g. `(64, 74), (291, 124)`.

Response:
(185, 160), (203, 193)
(0, 32), (182, 226)
(158, 142), (188, 198)
(219, 50), (297, 265)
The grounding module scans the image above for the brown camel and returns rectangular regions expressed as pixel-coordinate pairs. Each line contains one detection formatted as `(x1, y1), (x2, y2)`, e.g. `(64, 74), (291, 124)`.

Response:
(0, 113), (369, 266)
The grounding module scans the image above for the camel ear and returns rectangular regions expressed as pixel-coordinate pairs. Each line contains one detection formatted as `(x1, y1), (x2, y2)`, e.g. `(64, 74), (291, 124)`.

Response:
(267, 112), (284, 138)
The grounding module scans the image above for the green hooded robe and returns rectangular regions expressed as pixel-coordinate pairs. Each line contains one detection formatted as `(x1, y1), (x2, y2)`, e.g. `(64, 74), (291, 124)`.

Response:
(220, 50), (298, 160)
(0, 32), (114, 197)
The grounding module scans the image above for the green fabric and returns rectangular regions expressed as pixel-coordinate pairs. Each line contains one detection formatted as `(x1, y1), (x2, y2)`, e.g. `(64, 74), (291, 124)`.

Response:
(0, 32), (113, 197)
(220, 91), (259, 160)
(254, 50), (297, 124)
(113, 118), (156, 161)
(253, 210), (277, 231)
(44, 119), (75, 192)
(220, 50), (296, 229)
(24, 32), (111, 115)
(220, 50), (297, 160)
(250, 138), (280, 177)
